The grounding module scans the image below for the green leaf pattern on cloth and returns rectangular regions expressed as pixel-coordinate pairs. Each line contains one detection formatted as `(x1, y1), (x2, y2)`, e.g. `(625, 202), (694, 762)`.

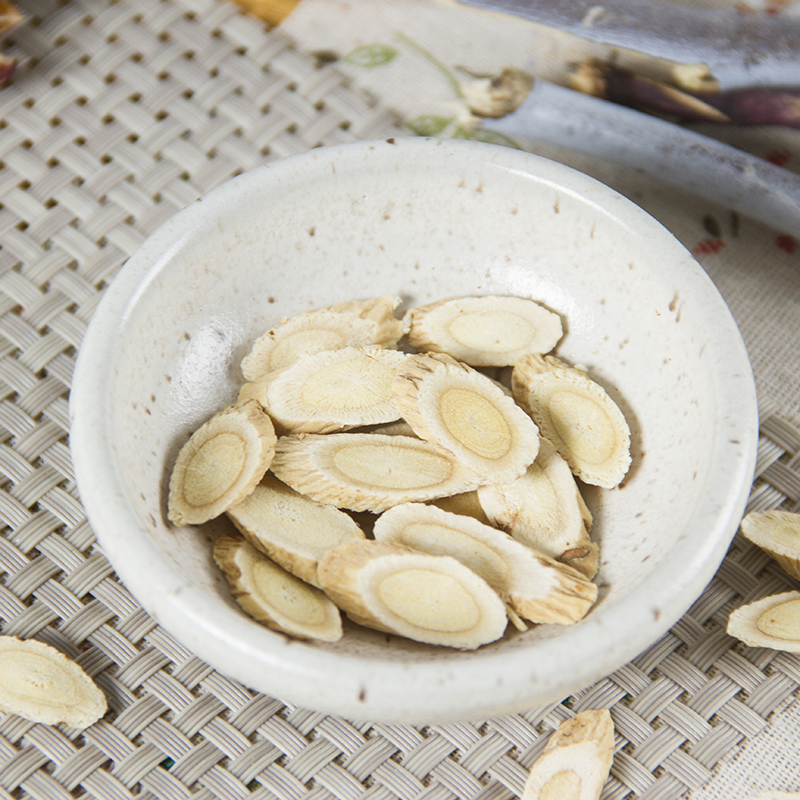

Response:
(344, 44), (398, 68)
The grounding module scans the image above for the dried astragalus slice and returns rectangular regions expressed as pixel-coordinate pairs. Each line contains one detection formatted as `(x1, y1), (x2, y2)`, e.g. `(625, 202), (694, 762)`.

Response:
(512, 354), (631, 488)
(727, 591), (800, 652)
(478, 438), (598, 579)
(214, 533), (342, 642)
(226, 473), (365, 587)
(317, 540), (508, 649)
(394, 352), (540, 484)
(241, 345), (406, 434)
(373, 503), (596, 624)
(740, 509), (800, 581)
(521, 709), (614, 800)
(270, 433), (484, 513)
(241, 295), (405, 381)
(0, 636), (106, 727)
(168, 401), (277, 526)
(407, 295), (562, 366)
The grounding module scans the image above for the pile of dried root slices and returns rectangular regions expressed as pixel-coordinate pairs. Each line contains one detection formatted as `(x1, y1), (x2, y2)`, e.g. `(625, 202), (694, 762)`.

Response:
(167, 294), (632, 650)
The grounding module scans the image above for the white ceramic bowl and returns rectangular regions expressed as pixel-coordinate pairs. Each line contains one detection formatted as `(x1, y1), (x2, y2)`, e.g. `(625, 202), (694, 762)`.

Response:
(70, 138), (757, 724)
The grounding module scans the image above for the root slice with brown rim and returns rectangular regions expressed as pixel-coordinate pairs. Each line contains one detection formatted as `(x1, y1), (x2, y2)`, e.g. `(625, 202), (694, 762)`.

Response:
(740, 509), (800, 581)
(406, 295), (562, 366)
(394, 352), (540, 484)
(317, 540), (508, 649)
(0, 636), (107, 727)
(478, 438), (598, 579)
(241, 295), (405, 381)
(270, 433), (484, 513)
(521, 709), (614, 800)
(512, 354), (631, 488)
(373, 503), (596, 624)
(214, 533), (342, 642)
(727, 591), (800, 652)
(241, 345), (406, 434)
(226, 474), (366, 587)
(168, 401), (277, 526)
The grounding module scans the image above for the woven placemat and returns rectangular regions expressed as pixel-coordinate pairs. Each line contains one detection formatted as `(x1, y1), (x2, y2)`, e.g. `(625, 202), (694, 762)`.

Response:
(1, 0), (799, 797)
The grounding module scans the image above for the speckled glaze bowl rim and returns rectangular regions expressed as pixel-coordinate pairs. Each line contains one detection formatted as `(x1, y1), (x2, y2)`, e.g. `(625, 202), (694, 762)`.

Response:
(70, 138), (758, 723)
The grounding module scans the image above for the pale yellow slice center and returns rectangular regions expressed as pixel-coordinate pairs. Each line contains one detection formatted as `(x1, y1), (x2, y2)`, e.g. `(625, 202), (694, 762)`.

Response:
(301, 356), (395, 410)
(271, 329), (345, 371)
(333, 444), (453, 489)
(401, 523), (509, 587)
(769, 522), (800, 550)
(540, 770), (582, 800)
(757, 599), (800, 640)
(549, 391), (612, 465)
(251, 559), (328, 626)
(0, 652), (78, 707)
(448, 311), (532, 353)
(377, 569), (480, 632)
(440, 388), (511, 460)
(184, 433), (246, 506)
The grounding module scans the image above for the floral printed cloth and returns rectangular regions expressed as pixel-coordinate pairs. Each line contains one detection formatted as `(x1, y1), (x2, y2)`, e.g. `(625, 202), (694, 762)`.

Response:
(282, 0), (800, 433)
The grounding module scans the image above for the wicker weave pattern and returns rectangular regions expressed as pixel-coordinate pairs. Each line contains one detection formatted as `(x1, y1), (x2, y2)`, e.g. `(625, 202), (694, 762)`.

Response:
(0, 0), (799, 797)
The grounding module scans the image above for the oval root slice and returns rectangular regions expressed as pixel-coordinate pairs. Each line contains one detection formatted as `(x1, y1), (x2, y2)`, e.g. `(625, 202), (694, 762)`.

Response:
(317, 540), (508, 649)
(168, 401), (277, 526)
(394, 352), (540, 484)
(740, 509), (800, 582)
(245, 345), (406, 434)
(226, 473), (366, 587)
(0, 636), (107, 727)
(521, 709), (614, 800)
(270, 433), (484, 513)
(241, 295), (405, 381)
(512, 354), (631, 488)
(727, 590), (800, 652)
(478, 438), (598, 578)
(214, 533), (343, 642)
(374, 503), (596, 624)
(407, 295), (562, 366)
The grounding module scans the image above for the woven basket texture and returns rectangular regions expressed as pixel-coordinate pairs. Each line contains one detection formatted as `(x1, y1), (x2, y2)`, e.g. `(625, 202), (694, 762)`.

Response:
(0, 0), (799, 797)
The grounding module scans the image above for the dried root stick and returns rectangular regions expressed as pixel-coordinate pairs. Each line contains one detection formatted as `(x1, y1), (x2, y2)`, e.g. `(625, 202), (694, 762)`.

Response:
(374, 503), (596, 625)
(241, 295), (405, 381)
(394, 353), (540, 484)
(317, 540), (508, 649)
(478, 439), (598, 579)
(240, 345), (406, 434)
(168, 400), (277, 525)
(512, 355), (631, 488)
(521, 709), (614, 800)
(226, 474), (366, 587)
(740, 510), (800, 581)
(727, 591), (800, 652)
(214, 533), (342, 642)
(270, 433), (483, 513)
(406, 295), (562, 366)
(0, 636), (106, 727)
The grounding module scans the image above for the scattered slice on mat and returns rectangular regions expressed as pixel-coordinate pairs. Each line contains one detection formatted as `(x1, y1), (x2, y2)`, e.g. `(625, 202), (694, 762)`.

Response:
(521, 708), (614, 800)
(0, 636), (106, 727)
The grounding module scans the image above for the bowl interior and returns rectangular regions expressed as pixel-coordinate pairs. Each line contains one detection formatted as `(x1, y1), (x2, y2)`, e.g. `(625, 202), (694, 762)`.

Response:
(73, 138), (756, 721)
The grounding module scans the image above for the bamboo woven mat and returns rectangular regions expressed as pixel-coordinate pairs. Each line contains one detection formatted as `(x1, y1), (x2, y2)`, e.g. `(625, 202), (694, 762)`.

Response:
(1, 0), (800, 797)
